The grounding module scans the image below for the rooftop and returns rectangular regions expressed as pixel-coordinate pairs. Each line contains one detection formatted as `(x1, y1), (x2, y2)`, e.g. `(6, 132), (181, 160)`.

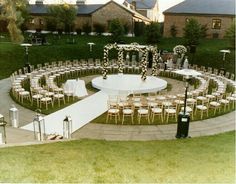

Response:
(29, 4), (104, 15)
(163, 0), (235, 16)
(126, 0), (157, 9)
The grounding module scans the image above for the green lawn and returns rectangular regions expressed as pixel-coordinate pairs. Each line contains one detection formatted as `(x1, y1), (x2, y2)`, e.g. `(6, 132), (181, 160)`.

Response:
(0, 131), (235, 183)
(0, 35), (235, 79)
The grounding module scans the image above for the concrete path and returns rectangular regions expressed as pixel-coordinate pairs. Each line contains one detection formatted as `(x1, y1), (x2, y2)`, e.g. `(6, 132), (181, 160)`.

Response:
(72, 111), (235, 141)
(0, 77), (235, 147)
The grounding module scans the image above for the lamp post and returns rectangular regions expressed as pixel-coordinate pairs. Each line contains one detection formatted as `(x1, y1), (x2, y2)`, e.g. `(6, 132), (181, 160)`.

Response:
(33, 110), (45, 141)
(173, 69), (202, 139)
(176, 75), (192, 138)
(20, 43), (32, 73)
(219, 49), (230, 74)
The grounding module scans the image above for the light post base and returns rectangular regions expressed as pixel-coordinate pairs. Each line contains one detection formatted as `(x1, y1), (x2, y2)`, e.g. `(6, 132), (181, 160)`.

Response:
(176, 112), (190, 139)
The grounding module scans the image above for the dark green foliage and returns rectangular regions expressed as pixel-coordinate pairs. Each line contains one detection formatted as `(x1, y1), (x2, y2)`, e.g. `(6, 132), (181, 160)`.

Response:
(47, 4), (77, 33)
(183, 18), (202, 45)
(93, 23), (106, 35)
(45, 16), (57, 32)
(82, 22), (92, 35)
(123, 23), (130, 35)
(108, 19), (124, 43)
(0, 35), (235, 79)
(145, 22), (161, 44)
(200, 24), (208, 38)
(134, 22), (145, 36)
(170, 24), (177, 37)
(225, 20), (235, 48)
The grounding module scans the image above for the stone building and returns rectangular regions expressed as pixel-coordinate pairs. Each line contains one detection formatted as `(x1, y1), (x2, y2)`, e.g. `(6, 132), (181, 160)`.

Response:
(123, 0), (159, 22)
(27, 0), (151, 33)
(163, 0), (235, 39)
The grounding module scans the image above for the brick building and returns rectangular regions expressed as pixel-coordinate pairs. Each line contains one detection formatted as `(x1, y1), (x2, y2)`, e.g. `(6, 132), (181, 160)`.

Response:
(163, 0), (235, 39)
(27, 0), (151, 33)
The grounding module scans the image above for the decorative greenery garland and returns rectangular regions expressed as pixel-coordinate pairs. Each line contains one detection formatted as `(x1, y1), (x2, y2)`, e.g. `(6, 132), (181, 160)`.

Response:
(151, 48), (159, 76)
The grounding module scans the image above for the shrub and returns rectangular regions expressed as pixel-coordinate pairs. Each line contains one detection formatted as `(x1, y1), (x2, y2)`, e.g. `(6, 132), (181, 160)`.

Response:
(134, 22), (145, 36)
(200, 24), (208, 38)
(183, 18), (201, 45)
(145, 22), (161, 44)
(123, 23), (130, 35)
(225, 21), (235, 48)
(45, 16), (57, 32)
(170, 24), (177, 37)
(108, 19), (124, 42)
(93, 23), (105, 35)
(82, 22), (92, 35)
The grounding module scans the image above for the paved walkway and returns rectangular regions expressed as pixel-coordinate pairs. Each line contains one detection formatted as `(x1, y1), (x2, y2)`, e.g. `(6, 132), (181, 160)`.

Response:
(72, 111), (235, 141)
(0, 77), (235, 147)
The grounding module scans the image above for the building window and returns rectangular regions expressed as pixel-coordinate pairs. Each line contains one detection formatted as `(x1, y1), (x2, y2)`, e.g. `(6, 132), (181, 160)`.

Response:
(212, 19), (221, 29)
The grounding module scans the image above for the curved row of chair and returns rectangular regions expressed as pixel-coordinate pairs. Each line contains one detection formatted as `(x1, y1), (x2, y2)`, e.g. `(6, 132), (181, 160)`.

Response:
(10, 59), (236, 116)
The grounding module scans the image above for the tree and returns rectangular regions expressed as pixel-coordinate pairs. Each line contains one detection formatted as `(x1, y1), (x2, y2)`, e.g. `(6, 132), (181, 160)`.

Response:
(145, 22), (161, 44)
(170, 24), (177, 37)
(200, 24), (208, 38)
(48, 4), (77, 33)
(183, 18), (201, 45)
(109, 19), (124, 43)
(225, 20), (235, 48)
(0, 0), (28, 43)
(93, 23), (105, 35)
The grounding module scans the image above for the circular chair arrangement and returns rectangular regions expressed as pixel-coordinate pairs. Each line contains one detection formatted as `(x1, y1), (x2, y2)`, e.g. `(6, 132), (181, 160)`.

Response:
(9, 58), (236, 124)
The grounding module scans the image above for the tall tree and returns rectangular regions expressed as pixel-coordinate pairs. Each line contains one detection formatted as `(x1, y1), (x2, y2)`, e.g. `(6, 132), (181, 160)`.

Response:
(145, 22), (161, 44)
(225, 20), (235, 48)
(183, 18), (201, 46)
(48, 4), (77, 33)
(0, 0), (27, 43)
(108, 18), (124, 43)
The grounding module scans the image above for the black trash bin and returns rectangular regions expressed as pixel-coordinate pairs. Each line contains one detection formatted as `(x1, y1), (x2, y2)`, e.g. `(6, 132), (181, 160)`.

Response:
(176, 112), (190, 138)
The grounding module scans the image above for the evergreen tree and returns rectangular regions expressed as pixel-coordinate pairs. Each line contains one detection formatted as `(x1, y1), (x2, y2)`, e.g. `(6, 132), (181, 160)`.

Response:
(183, 18), (201, 45)
(145, 22), (161, 44)
(225, 20), (235, 48)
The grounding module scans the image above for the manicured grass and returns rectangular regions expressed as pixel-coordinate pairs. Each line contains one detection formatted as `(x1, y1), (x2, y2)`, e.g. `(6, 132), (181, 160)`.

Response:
(0, 131), (234, 183)
(0, 35), (235, 80)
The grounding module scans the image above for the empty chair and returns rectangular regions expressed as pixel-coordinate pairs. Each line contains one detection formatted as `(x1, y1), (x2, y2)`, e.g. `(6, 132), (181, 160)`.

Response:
(122, 104), (134, 124)
(195, 98), (209, 119)
(219, 98), (230, 112)
(151, 103), (163, 123)
(164, 104), (177, 122)
(18, 91), (31, 103)
(53, 93), (66, 107)
(137, 105), (150, 124)
(40, 96), (53, 110)
(106, 101), (120, 124)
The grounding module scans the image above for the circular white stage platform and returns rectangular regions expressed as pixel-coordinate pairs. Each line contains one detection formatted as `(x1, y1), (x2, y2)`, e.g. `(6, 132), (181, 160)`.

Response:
(92, 74), (167, 94)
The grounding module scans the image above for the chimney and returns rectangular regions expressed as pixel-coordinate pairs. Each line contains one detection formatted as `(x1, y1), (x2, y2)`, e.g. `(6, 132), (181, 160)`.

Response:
(76, 0), (86, 5)
(35, 0), (43, 5)
(131, 1), (136, 10)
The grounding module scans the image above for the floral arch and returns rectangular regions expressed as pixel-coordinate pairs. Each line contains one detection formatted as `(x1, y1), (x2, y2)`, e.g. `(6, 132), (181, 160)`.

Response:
(102, 43), (159, 81)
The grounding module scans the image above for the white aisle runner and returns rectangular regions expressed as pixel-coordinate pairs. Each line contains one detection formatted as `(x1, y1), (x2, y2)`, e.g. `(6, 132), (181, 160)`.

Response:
(21, 91), (109, 135)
